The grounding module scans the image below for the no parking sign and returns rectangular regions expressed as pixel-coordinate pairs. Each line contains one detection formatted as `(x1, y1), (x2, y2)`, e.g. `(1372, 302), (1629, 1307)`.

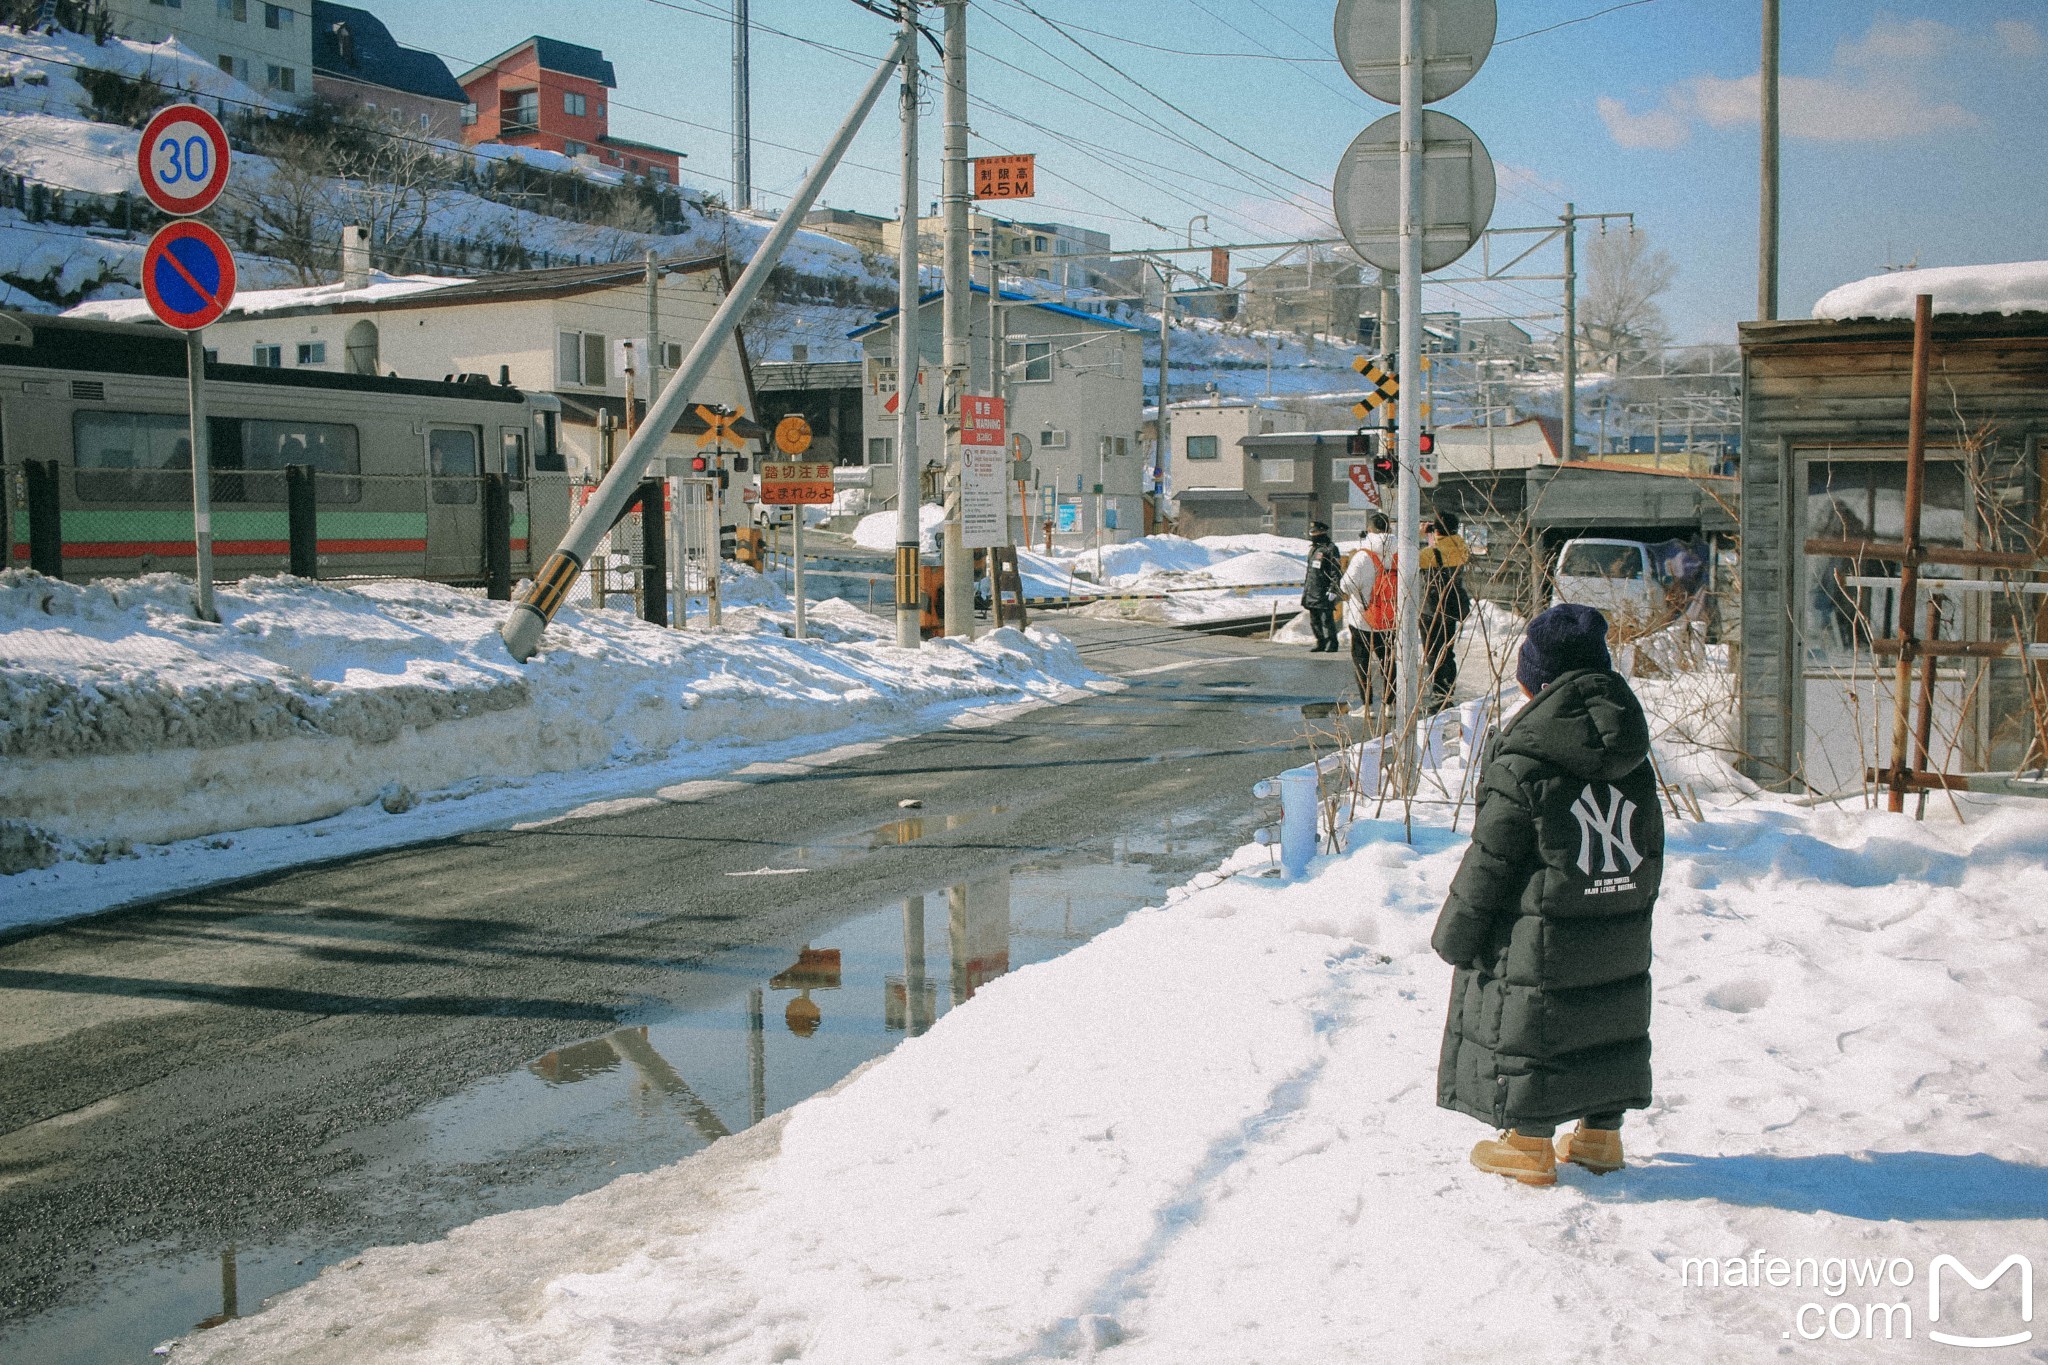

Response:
(141, 220), (237, 330)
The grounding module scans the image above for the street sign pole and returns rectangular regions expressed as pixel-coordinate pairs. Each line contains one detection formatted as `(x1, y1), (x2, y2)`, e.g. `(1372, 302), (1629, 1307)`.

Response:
(1396, 0), (1423, 787)
(186, 328), (215, 621)
(793, 504), (806, 641)
(894, 6), (922, 650)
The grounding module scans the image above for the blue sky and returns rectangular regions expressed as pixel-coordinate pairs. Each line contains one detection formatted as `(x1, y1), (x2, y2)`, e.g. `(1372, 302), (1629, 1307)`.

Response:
(402, 1), (2048, 344)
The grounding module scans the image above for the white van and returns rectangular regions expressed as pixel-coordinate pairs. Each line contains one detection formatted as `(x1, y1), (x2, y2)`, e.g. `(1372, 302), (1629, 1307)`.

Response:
(1553, 538), (1666, 632)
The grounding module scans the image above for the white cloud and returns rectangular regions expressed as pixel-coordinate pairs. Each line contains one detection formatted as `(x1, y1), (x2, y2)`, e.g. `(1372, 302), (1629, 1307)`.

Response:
(1996, 18), (2044, 59)
(1689, 72), (1978, 141)
(1835, 16), (1956, 67)
(1597, 95), (1691, 150)
(1598, 14), (1987, 151)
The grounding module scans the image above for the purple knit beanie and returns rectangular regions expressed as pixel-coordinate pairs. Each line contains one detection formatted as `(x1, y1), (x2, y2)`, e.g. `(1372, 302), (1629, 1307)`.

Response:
(1516, 603), (1612, 695)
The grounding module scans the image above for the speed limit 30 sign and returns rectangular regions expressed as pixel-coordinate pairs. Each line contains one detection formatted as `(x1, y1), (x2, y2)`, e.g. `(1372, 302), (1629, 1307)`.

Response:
(137, 104), (230, 216)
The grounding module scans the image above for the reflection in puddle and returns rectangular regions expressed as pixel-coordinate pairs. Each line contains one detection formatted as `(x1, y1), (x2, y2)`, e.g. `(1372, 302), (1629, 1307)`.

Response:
(1301, 701), (1353, 719)
(3, 815), (1229, 1365)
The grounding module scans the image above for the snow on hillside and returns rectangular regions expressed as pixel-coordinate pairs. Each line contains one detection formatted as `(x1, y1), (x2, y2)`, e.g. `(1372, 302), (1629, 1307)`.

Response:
(166, 687), (2048, 1364)
(0, 569), (1102, 928)
(0, 28), (287, 125)
(1814, 260), (2048, 321)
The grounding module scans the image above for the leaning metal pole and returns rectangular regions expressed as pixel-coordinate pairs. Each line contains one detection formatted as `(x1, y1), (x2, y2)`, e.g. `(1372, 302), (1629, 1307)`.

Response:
(503, 32), (912, 662)
(1394, 0), (1423, 791)
(894, 6), (923, 649)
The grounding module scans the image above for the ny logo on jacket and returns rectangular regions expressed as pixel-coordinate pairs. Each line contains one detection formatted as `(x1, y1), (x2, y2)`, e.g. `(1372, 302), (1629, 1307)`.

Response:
(1571, 782), (1644, 893)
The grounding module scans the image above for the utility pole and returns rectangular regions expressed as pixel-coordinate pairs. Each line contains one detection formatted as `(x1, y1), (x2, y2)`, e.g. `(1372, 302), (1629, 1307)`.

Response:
(732, 0), (752, 213)
(1561, 201), (1576, 462)
(1758, 0), (1780, 321)
(1155, 260), (1171, 512)
(1395, 0), (1422, 783)
(940, 0), (972, 640)
(1378, 267), (1396, 440)
(893, 2), (922, 649)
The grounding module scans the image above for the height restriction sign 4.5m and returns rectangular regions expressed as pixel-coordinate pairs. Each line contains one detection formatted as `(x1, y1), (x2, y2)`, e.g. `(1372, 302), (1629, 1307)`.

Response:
(137, 103), (230, 216)
(142, 220), (238, 330)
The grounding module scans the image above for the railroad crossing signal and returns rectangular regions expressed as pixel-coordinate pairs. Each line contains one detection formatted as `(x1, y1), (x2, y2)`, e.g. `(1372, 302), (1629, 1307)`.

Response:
(1351, 356), (1399, 420)
(695, 404), (743, 448)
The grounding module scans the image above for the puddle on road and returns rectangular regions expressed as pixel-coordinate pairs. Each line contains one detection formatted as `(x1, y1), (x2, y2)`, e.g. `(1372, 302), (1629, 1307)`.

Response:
(2, 808), (1237, 1364)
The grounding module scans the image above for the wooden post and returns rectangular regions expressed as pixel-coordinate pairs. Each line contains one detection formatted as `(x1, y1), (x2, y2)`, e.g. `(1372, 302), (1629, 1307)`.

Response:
(1886, 293), (1934, 812)
(286, 464), (318, 579)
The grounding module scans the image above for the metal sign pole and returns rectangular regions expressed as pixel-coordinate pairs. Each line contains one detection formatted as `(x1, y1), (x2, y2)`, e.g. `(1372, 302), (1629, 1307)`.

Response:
(187, 327), (216, 622)
(894, 7), (923, 649)
(1395, 0), (1423, 789)
(793, 508), (807, 640)
(501, 31), (909, 661)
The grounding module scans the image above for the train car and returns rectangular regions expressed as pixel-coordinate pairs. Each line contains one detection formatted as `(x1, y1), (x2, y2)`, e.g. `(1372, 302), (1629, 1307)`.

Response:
(0, 311), (570, 585)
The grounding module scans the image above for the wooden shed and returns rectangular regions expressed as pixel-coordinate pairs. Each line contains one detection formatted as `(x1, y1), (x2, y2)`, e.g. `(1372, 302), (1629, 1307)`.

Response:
(1737, 306), (2048, 792)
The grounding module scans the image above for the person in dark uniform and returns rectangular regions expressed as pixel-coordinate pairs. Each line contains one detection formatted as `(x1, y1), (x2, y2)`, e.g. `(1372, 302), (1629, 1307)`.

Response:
(1300, 521), (1343, 653)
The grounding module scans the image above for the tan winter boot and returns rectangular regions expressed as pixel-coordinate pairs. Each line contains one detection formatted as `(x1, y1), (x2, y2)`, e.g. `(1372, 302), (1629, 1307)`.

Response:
(1469, 1130), (1558, 1186)
(1555, 1122), (1625, 1174)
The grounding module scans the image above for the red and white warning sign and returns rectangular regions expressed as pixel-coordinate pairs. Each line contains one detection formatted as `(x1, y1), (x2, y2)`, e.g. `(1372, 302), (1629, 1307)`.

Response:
(1346, 462), (1382, 509)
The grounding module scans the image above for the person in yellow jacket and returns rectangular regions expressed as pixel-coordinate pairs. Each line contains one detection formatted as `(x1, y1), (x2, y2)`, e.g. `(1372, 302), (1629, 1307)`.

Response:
(1419, 509), (1473, 713)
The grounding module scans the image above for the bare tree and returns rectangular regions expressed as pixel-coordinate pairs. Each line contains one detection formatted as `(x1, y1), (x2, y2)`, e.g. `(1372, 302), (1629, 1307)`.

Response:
(1580, 228), (1676, 374)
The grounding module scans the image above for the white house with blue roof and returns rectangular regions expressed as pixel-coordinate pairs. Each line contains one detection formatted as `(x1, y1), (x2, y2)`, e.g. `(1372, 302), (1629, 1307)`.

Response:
(850, 287), (1147, 545)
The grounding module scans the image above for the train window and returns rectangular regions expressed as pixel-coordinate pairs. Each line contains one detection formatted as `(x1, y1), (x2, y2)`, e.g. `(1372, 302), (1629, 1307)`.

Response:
(535, 411), (565, 471)
(72, 411), (190, 502)
(429, 428), (480, 504)
(502, 428), (528, 485)
(240, 419), (361, 503)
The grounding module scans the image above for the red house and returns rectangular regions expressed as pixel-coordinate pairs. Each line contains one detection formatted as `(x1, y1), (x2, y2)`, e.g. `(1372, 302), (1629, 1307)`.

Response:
(458, 37), (684, 185)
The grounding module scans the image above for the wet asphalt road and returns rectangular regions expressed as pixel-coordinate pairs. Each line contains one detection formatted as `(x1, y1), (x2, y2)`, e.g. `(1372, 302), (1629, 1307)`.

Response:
(0, 614), (1361, 1358)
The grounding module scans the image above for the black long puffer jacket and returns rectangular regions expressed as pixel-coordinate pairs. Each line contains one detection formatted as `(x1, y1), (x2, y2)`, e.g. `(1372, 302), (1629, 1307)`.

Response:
(1433, 668), (1663, 1130)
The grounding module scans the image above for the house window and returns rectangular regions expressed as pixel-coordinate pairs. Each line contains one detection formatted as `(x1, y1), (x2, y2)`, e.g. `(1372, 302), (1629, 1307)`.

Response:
(1185, 434), (1219, 461)
(563, 140), (586, 157)
(1008, 341), (1051, 383)
(217, 54), (235, 75)
(266, 65), (295, 92)
(150, 0), (182, 7)
(217, 0), (245, 18)
(419, 112), (431, 131)
(461, 102), (478, 126)
(556, 331), (608, 387)
(252, 344), (282, 368)
(264, 3), (290, 28)
(296, 342), (326, 365)
(1260, 458), (1296, 484)
(662, 342), (684, 369)
(653, 167), (669, 185)
(1039, 428), (1068, 449)
(594, 101), (604, 118)
(505, 91), (538, 134)
(867, 436), (894, 465)
(565, 92), (587, 117)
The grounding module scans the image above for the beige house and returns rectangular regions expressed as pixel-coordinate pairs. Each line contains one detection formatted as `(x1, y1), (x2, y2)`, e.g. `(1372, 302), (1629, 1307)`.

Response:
(72, 257), (762, 526)
(852, 286), (1146, 545)
(104, 0), (313, 97)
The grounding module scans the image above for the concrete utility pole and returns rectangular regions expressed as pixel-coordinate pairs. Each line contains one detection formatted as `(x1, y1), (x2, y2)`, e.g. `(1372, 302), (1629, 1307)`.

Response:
(1155, 261), (1171, 508)
(1561, 201), (1577, 462)
(732, 0), (752, 213)
(1758, 0), (1780, 321)
(500, 30), (912, 661)
(1395, 0), (1422, 782)
(940, 0), (972, 640)
(893, 2), (923, 649)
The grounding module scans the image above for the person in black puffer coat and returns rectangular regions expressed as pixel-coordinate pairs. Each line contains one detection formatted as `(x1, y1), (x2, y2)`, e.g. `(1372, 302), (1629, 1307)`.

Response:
(1299, 521), (1344, 653)
(1433, 603), (1663, 1186)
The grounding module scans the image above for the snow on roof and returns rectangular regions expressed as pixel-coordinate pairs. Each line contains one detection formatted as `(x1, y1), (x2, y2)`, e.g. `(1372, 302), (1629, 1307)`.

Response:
(849, 284), (1143, 339)
(66, 271), (463, 324)
(1812, 261), (2048, 322)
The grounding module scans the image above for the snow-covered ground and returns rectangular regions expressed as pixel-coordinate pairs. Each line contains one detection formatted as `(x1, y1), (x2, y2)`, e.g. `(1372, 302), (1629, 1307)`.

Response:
(1040, 533), (1311, 625)
(0, 568), (1103, 931)
(165, 665), (2048, 1363)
